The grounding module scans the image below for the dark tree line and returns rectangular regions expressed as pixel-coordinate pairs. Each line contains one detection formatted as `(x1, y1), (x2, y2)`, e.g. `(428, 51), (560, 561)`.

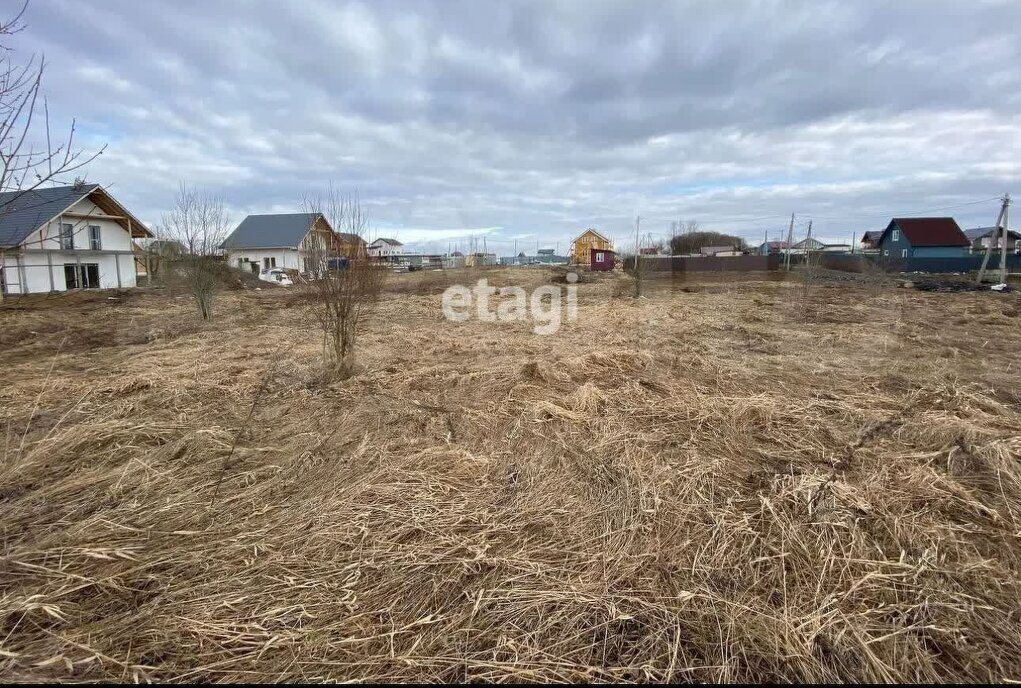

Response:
(669, 231), (748, 255)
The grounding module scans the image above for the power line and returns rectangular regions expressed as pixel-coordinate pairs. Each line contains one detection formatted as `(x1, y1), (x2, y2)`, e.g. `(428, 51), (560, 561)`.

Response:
(800, 196), (1001, 222)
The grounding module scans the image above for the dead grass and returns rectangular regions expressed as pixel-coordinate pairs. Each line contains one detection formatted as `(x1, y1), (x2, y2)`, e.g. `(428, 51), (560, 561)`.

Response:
(1, 269), (1020, 682)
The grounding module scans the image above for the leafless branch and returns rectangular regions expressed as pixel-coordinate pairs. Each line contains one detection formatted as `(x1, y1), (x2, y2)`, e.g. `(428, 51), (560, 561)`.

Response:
(0, 1), (106, 214)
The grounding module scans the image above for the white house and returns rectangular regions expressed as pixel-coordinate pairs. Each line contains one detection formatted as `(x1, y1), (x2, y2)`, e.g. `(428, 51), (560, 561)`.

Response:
(789, 237), (825, 255)
(367, 237), (404, 261)
(221, 213), (335, 275)
(0, 183), (153, 295)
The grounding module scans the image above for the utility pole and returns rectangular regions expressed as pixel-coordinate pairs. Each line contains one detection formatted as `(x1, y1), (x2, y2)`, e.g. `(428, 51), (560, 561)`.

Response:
(851, 232), (856, 254)
(977, 193), (1010, 284)
(1000, 194), (1012, 285)
(784, 213), (795, 271)
(804, 220), (813, 265)
(635, 214), (641, 272)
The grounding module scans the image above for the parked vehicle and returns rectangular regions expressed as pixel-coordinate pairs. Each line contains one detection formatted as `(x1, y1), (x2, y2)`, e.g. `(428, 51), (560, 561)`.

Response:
(259, 268), (293, 286)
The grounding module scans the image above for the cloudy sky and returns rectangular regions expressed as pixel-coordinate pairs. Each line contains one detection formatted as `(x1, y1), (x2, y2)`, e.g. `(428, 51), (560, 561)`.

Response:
(14, 0), (1021, 251)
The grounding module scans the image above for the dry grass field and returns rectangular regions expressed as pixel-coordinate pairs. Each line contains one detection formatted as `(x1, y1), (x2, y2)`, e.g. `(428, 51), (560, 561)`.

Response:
(2, 267), (1021, 682)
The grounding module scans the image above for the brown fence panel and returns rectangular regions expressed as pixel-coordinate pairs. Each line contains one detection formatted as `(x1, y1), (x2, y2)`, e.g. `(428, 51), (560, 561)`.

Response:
(629, 255), (779, 272)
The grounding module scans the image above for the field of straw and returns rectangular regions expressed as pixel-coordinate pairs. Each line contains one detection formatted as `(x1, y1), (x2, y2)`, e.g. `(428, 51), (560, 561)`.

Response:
(2, 267), (1021, 682)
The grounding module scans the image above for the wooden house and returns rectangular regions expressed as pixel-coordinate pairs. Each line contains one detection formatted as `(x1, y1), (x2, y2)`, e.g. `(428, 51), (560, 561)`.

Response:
(570, 228), (612, 265)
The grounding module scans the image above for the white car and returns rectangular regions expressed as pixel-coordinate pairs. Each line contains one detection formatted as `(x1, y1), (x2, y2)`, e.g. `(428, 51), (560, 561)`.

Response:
(259, 268), (293, 286)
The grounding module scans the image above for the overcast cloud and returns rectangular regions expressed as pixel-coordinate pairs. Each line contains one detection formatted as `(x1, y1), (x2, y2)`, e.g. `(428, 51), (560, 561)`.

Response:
(14, 0), (1021, 250)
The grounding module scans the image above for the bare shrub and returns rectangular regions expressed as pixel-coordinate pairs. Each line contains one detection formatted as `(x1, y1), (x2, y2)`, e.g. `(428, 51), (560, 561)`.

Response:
(160, 183), (231, 321)
(626, 229), (658, 298)
(302, 187), (385, 381)
(859, 254), (895, 296)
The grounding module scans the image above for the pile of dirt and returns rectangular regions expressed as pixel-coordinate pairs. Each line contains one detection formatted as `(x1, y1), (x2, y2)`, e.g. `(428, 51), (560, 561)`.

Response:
(908, 277), (996, 293)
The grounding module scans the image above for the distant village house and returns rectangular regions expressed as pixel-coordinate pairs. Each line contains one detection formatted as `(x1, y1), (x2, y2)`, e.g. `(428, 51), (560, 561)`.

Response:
(221, 212), (336, 275)
(964, 227), (1021, 253)
(570, 228), (612, 265)
(873, 217), (970, 259)
(757, 240), (789, 256)
(368, 237), (404, 261)
(699, 245), (743, 257)
(860, 230), (883, 251)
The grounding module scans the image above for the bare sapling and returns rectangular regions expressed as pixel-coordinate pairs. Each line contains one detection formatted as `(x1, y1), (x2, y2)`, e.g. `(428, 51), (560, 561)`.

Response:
(302, 187), (384, 381)
(160, 183), (231, 321)
(629, 229), (657, 297)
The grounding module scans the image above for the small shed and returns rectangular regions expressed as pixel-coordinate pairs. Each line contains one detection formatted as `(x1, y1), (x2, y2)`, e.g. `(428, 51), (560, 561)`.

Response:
(590, 248), (615, 271)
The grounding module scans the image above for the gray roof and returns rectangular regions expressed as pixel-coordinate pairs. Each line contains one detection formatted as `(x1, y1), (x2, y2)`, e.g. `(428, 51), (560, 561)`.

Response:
(0, 183), (100, 248)
(792, 237), (825, 248)
(221, 213), (322, 249)
(371, 237), (402, 246)
(964, 226), (1021, 241)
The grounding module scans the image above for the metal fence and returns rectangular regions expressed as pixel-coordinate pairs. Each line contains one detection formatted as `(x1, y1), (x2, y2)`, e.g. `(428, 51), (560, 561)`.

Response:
(624, 252), (1021, 276)
(812, 253), (1021, 274)
(625, 254), (780, 272)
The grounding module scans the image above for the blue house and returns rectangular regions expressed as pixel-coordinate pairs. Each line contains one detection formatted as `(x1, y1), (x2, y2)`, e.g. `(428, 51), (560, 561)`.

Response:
(874, 217), (970, 259)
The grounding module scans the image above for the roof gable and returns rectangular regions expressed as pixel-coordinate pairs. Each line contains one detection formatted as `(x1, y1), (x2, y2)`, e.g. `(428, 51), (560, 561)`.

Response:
(222, 213), (326, 249)
(792, 237), (824, 249)
(878, 217), (969, 248)
(575, 228), (610, 243)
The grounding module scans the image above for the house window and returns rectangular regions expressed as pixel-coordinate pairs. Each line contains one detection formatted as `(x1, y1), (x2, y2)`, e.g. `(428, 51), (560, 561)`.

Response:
(901, 249), (908, 258)
(595, 252), (604, 262)
(263, 257), (276, 269)
(59, 223), (74, 250)
(892, 230), (900, 242)
(64, 263), (100, 289)
(88, 225), (102, 250)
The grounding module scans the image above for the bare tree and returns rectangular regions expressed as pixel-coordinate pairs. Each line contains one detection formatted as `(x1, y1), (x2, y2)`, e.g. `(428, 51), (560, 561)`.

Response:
(0, 4), (103, 198)
(302, 186), (384, 381)
(0, 1), (105, 302)
(160, 183), (231, 320)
